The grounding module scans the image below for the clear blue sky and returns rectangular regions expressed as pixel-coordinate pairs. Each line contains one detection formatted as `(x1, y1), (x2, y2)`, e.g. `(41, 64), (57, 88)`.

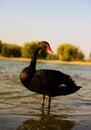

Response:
(0, 0), (91, 57)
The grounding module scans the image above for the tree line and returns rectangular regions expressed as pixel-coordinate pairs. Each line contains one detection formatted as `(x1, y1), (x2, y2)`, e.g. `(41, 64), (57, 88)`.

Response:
(0, 40), (91, 61)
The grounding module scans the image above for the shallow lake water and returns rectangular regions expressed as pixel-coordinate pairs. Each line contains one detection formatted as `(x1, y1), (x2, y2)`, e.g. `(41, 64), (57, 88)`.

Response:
(0, 59), (91, 130)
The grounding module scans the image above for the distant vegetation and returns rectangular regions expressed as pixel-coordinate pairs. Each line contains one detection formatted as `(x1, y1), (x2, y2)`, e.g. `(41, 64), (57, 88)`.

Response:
(0, 40), (21, 57)
(57, 43), (85, 61)
(89, 53), (91, 61)
(0, 40), (90, 61)
(22, 41), (47, 59)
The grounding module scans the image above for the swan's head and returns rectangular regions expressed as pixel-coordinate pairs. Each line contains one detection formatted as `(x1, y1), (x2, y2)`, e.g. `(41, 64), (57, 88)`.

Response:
(39, 41), (53, 53)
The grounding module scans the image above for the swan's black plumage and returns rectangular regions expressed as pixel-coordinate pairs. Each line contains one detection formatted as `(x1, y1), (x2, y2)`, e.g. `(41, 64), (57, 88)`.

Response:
(20, 41), (81, 107)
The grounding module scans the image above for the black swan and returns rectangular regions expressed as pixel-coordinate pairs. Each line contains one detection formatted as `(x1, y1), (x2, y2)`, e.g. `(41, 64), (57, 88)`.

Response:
(20, 41), (81, 108)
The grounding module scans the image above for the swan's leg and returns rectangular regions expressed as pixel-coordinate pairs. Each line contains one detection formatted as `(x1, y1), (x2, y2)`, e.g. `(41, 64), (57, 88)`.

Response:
(41, 95), (45, 106)
(48, 96), (51, 108)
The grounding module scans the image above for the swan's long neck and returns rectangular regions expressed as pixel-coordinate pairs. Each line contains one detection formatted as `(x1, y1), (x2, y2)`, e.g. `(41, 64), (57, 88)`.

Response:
(29, 47), (40, 70)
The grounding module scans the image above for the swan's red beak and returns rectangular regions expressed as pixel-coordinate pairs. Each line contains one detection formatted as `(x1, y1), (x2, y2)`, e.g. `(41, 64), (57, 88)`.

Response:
(47, 45), (54, 53)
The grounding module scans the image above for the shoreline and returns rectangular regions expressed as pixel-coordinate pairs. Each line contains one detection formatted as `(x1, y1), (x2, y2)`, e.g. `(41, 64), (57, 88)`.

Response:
(0, 56), (91, 66)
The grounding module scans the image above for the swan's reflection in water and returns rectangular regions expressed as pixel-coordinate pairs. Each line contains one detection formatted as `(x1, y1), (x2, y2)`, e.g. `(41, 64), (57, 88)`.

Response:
(17, 107), (76, 130)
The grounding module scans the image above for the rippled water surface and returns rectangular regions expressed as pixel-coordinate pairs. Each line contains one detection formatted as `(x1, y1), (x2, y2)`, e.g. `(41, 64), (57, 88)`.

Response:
(0, 59), (91, 130)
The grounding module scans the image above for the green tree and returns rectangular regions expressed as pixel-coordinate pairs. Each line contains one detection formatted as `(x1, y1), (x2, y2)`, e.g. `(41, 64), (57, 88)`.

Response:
(1, 43), (21, 57)
(22, 41), (47, 59)
(57, 43), (85, 61)
(22, 41), (37, 58)
(8, 44), (21, 57)
(76, 50), (85, 61)
(89, 53), (91, 61)
(0, 40), (3, 54)
(1, 43), (9, 57)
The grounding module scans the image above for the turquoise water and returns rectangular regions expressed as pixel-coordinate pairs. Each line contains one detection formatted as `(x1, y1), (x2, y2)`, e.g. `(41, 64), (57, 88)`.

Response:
(0, 59), (91, 129)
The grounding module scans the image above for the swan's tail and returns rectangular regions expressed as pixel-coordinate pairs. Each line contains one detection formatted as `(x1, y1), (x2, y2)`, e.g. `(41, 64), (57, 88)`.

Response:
(56, 75), (82, 96)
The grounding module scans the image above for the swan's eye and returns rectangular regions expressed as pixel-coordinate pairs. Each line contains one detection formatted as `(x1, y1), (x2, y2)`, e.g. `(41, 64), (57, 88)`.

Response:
(44, 44), (47, 49)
